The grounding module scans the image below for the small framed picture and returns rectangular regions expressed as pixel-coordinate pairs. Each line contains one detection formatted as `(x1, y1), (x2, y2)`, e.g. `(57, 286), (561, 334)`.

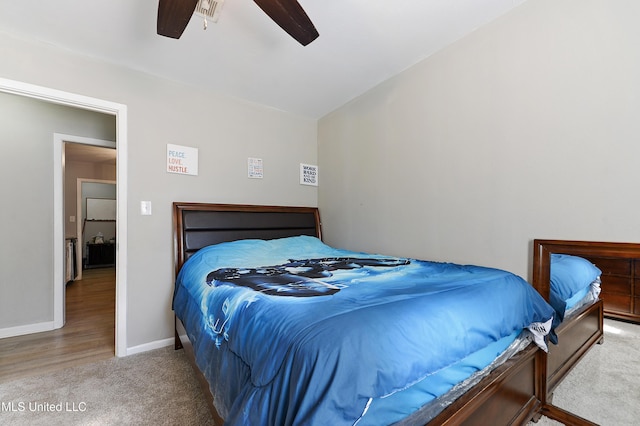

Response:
(300, 163), (318, 186)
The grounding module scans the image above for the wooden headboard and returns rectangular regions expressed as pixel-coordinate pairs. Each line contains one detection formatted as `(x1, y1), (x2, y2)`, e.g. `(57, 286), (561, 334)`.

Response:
(173, 203), (322, 276)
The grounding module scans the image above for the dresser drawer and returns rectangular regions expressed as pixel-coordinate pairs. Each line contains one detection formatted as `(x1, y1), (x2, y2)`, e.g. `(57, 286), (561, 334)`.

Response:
(585, 256), (632, 277)
(635, 297), (640, 316)
(600, 275), (632, 295)
(601, 293), (632, 314)
(635, 259), (640, 276)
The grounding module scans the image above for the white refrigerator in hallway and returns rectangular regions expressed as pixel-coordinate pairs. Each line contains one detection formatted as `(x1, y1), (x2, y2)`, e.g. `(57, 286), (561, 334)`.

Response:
(65, 237), (77, 283)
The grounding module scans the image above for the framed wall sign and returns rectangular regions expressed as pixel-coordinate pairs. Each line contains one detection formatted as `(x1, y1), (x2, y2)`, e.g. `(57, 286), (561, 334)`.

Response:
(167, 144), (198, 176)
(300, 163), (318, 186)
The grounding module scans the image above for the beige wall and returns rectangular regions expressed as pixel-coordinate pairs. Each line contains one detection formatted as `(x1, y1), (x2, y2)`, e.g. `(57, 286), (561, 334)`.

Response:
(0, 33), (317, 348)
(318, 0), (640, 279)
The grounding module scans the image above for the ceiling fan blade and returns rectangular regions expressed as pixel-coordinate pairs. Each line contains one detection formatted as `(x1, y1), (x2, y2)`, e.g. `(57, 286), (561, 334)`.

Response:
(253, 0), (319, 46)
(157, 0), (199, 39)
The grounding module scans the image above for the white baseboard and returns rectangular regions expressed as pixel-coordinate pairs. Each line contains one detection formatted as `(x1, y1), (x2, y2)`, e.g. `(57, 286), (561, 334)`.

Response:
(0, 323), (174, 358)
(0, 321), (55, 339)
(125, 337), (174, 356)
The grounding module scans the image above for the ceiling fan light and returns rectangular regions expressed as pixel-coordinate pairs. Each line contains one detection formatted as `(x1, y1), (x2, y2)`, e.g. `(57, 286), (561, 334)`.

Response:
(195, 0), (223, 22)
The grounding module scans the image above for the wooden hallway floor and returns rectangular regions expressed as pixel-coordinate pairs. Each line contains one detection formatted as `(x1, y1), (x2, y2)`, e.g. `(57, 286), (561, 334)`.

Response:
(0, 268), (115, 383)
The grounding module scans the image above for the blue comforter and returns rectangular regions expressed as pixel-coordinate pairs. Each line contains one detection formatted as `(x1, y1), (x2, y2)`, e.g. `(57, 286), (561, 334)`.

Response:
(173, 236), (554, 425)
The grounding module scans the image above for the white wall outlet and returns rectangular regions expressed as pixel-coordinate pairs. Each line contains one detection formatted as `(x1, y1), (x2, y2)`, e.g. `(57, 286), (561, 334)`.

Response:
(140, 201), (152, 215)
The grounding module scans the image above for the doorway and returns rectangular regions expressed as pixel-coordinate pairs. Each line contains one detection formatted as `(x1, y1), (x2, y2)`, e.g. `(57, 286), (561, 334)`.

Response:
(1, 77), (128, 357)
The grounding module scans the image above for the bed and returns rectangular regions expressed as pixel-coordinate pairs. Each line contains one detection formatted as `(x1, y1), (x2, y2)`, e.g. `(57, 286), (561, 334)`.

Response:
(173, 202), (562, 425)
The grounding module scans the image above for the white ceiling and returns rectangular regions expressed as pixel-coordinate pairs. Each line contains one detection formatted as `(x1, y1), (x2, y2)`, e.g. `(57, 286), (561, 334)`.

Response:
(0, 0), (526, 119)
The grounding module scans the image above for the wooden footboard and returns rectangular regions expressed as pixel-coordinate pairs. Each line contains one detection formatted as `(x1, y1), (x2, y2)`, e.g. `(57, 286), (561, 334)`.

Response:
(545, 299), (604, 396)
(428, 343), (541, 426)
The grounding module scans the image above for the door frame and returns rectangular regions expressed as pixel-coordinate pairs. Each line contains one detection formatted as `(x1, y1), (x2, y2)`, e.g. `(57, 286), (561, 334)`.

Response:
(1, 77), (128, 357)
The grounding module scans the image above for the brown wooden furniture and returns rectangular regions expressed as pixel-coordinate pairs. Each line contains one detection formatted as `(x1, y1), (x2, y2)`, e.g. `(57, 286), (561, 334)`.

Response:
(582, 250), (640, 323)
(85, 242), (116, 268)
(532, 239), (640, 425)
(534, 240), (640, 324)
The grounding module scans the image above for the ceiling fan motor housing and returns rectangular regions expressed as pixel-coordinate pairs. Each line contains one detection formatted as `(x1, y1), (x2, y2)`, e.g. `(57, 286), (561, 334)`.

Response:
(195, 0), (224, 22)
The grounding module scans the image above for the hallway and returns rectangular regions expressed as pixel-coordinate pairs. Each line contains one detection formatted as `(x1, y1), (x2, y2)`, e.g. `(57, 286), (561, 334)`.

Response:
(0, 268), (115, 382)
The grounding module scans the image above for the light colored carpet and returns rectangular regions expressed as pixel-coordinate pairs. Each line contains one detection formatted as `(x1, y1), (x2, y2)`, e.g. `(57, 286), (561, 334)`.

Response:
(1, 319), (637, 425)
(545, 318), (640, 425)
(0, 346), (213, 426)
(529, 318), (640, 426)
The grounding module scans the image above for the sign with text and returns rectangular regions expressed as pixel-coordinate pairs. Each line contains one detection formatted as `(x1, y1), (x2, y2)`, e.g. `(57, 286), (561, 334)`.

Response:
(248, 157), (264, 179)
(167, 144), (198, 176)
(300, 163), (318, 186)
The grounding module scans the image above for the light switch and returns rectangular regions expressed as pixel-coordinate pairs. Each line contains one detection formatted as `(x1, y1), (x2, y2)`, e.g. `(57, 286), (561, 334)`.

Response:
(69, 216), (75, 223)
(140, 201), (152, 216)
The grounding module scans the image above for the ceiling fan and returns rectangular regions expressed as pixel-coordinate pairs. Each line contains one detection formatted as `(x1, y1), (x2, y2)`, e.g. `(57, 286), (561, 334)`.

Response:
(157, 0), (319, 46)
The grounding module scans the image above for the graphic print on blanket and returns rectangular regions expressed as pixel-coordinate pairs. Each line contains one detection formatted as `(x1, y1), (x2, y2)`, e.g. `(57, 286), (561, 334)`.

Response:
(206, 257), (411, 296)
(204, 256), (412, 348)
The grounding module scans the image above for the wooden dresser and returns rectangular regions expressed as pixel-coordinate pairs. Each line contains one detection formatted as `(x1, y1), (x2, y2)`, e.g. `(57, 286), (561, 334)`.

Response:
(581, 254), (640, 323)
(534, 240), (640, 324)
